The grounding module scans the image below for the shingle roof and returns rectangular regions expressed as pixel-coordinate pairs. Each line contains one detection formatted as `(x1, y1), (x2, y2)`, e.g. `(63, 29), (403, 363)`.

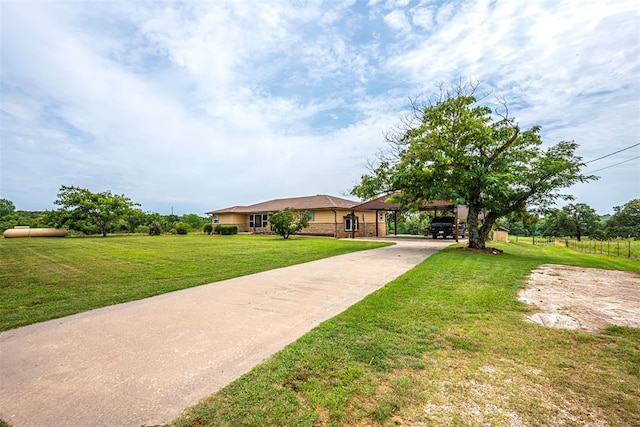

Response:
(353, 194), (454, 210)
(207, 195), (359, 214)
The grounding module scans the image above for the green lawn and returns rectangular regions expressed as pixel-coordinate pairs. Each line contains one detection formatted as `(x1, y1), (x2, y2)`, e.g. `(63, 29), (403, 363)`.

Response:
(173, 242), (640, 427)
(0, 234), (389, 331)
(511, 235), (640, 259)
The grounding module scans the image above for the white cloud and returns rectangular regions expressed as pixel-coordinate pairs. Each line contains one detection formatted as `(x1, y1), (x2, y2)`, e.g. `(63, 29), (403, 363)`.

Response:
(384, 9), (411, 33)
(411, 6), (435, 31)
(1, 0), (638, 215)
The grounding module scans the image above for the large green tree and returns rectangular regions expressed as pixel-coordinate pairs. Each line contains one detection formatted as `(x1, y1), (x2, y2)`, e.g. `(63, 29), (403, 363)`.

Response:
(352, 82), (595, 249)
(605, 199), (640, 238)
(54, 185), (140, 237)
(543, 203), (602, 241)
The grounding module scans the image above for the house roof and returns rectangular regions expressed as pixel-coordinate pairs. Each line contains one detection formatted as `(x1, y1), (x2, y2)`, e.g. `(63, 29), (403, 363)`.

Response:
(353, 194), (455, 211)
(207, 195), (360, 215)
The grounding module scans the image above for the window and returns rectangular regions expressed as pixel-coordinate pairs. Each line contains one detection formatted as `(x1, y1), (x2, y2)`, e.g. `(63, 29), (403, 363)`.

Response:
(300, 210), (314, 221)
(249, 214), (268, 228)
(344, 215), (359, 231)
(213, 214), (219, 224)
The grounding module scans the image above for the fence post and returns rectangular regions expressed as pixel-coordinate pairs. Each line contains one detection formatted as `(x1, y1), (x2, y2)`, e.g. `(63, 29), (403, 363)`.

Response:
(617, 239), (620, 257)
(629, 237), (632, 258)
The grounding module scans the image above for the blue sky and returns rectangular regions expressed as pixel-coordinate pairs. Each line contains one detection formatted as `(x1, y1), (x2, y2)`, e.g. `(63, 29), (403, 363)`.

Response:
(1, 0), (638, 216)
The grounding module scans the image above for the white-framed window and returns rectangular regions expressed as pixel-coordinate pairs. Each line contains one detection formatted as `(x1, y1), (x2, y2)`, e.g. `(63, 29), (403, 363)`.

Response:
(213, 214), (219, 224)
(249, 214), (268, 228)
(344, 216), (359, 231)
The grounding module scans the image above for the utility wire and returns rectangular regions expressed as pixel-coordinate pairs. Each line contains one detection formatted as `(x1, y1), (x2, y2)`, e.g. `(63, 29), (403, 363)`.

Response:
(584, 142), (640, 164)
(585, 155), (640, 174)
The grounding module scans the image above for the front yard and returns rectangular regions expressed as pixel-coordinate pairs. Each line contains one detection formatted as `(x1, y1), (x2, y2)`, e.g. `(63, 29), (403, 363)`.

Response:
(173, 242), (640, 426)
(0, 234), (389, 331)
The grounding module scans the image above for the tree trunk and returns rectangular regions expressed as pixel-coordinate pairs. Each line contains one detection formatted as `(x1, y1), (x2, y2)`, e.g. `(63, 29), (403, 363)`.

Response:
(466, 205), (484, 249)
(480, 212), (499, 246)
(466, 206), (499, 249)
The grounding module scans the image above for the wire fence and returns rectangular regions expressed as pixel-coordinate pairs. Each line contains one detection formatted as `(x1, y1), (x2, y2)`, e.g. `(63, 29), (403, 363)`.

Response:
(512, 235), (556, 246)
(563, 237), (638, 259)
(512, 235), (639, 259)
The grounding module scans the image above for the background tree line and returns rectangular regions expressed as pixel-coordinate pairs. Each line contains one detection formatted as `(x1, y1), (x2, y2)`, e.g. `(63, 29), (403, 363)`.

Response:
(0, 187), (209, 236)
(1, 191), (638, 240)
(387, 199), (639, 241)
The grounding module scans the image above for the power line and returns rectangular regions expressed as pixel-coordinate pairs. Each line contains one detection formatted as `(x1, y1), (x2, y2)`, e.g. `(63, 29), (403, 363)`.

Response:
(584, 142), (640, 164)
(585, 155), (640, 174)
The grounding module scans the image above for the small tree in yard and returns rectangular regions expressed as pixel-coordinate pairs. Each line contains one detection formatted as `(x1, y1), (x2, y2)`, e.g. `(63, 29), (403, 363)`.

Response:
(269, 208), (310, 239)
(351, 81), (596, 249)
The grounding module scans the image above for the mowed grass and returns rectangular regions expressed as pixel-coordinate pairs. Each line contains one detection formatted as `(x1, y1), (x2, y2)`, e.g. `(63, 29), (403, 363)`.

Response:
(514, 235), (640, 259)
(173, 242), (640, 427)
(0, 234), (389, 331)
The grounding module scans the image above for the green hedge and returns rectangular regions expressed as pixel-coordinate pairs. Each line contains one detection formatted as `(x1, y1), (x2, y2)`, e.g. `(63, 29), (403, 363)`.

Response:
(215, 225), (237, 235)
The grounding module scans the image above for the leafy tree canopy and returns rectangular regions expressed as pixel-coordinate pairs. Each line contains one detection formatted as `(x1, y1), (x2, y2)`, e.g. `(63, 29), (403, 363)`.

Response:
(269, 208), (310, 239)
(606, 199), (640, 238)
(543, 203), (602, 241)
(0, 198), (16, 219)
(351, 81), (596, 249)
(54, 185), (140, 237)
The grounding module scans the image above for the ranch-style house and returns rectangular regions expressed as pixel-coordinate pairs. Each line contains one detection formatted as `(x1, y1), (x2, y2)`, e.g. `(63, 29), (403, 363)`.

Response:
(206, 194), (388, 239)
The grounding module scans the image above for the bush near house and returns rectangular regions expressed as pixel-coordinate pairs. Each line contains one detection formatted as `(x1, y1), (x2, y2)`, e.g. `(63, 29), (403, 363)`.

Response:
(203, 224), (213, 235)
(218, 225), (237, 235)
(213, 225), (237, 235)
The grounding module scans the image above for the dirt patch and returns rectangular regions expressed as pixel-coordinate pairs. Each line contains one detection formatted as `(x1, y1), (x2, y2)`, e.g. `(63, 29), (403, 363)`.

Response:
(519, 264), (640, 332)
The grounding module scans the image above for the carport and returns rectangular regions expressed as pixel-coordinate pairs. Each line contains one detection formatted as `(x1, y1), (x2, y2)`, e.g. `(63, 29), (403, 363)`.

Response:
(354, 194), (469, 241)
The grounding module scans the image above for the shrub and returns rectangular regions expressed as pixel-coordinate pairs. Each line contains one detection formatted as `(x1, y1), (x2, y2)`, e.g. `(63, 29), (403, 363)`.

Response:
(269, 208), (310, 239)
(203, 223), (213, 235)
(219, 225), (237, 235)
(214, 224), (223, 234)
(135, 225), (149, 234)
(174, 222), (188, 235)
(148, 220), (163, 236)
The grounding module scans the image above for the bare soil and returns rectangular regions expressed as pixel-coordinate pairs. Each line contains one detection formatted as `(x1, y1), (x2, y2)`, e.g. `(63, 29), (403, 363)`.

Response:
(519, 264), (640, 332)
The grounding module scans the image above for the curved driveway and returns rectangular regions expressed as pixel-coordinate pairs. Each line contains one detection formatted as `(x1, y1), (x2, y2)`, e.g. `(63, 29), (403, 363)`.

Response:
(0, 237), (453, 427)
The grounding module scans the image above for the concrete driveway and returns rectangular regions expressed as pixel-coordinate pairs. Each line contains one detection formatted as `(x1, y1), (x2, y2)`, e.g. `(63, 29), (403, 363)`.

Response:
(0, 237), (452, 427)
